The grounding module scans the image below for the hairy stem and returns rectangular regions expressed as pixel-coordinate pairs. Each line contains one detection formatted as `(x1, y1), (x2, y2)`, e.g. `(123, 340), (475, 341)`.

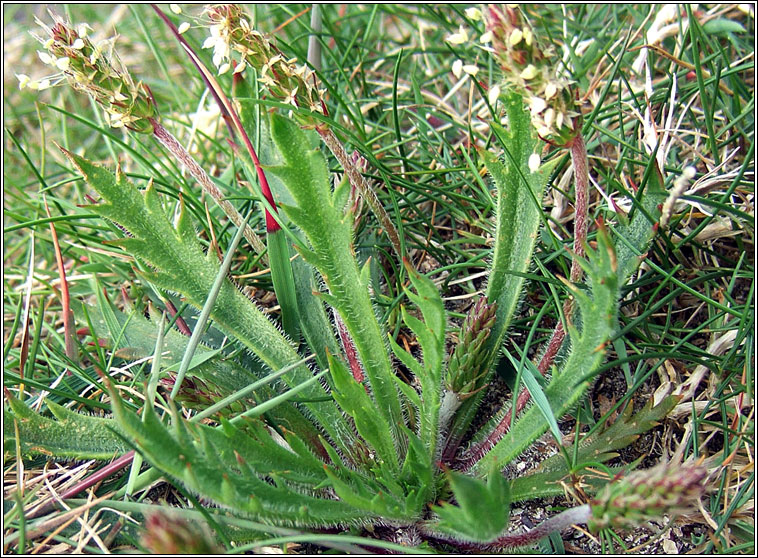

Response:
(568, 133), (589, 282)
(316, 127), (403, 260)
(150, 119), (268, 259)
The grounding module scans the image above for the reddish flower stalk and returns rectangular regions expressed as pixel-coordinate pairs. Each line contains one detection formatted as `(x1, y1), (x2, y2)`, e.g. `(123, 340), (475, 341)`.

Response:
(25, 451), (136, 519)
(153, 5), (281, 234)
(151, 5), (237, 140)
(34, 12), (271, 257)
(334, 312), (365, 385)
(317, 127), (403, 259)
(150, 118), (269, 246)
(194, 4), (403, 259)
(421, 504), (590, 550)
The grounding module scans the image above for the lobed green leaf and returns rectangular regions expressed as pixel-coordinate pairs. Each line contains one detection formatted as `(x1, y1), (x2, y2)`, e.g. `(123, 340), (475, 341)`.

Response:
(430, 468), (511, 542)
(4, 394), (128, 460)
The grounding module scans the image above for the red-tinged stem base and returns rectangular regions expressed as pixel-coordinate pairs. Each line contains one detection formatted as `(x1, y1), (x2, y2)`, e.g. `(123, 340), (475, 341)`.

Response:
(421, 504), (591, 550)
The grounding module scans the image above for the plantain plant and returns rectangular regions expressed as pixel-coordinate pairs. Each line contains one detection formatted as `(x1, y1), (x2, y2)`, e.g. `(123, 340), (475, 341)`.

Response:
(5, 6), (707, 552)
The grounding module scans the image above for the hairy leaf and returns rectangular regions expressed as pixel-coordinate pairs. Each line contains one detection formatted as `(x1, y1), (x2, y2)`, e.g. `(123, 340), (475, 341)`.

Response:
(447, 92), (558, 449)
(391, 261), (446, 458)
(327, 353), (398, 470)
(109, 388), (372, 527)
(509, 395), (680, 501)
(430, 468), (511, 542)
(4, 394), (128, 460)
(471, 227), (619, 474)
(60, 149), (351, 454)
(266, 113), (404, 448)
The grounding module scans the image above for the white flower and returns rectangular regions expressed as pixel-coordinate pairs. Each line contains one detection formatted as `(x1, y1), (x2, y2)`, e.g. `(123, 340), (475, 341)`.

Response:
(530, 96), (547, 114)
(488, 84), (501, 105)
(544, 81), (558, 100)
(283, 86), (299, 107)
(465, 7), (482, 21)
(462, 64), (479, 76)
(36, 79), (51, 91)
(452, 59), (463, 79)
(218, 62), (231, 75)
(212, 41), (231, 68)
(178, 22), (191, 34)
(203, 23), (231, 68)
(528, 153), (541, 173)
(446, 26), (469, 45)
(509, 28), (523, 46)
(170, 4), (182, 14)
(16, 74), (31, 89)
(55, 57), (70, 71)
(479, 30), (493, 44)
(520, 64), (537, 80)
(71, 38), (85, 50)
(38, 51), (54, 65)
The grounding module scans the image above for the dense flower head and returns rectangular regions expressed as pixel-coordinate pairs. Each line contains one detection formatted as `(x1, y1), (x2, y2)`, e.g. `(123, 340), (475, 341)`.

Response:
(445, 297), (497, 400)
(159, 374), (245, 416)
(28, 15), (157, 133)
(141, 512), (222, 554)
(485, 5), (579, 145)
(589, 462), (708, 532)
(202, 4), (326, 119)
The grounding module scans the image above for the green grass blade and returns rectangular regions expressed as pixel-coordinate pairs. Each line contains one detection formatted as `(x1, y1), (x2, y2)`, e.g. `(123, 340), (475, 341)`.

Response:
(266, 228), (301, 343)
